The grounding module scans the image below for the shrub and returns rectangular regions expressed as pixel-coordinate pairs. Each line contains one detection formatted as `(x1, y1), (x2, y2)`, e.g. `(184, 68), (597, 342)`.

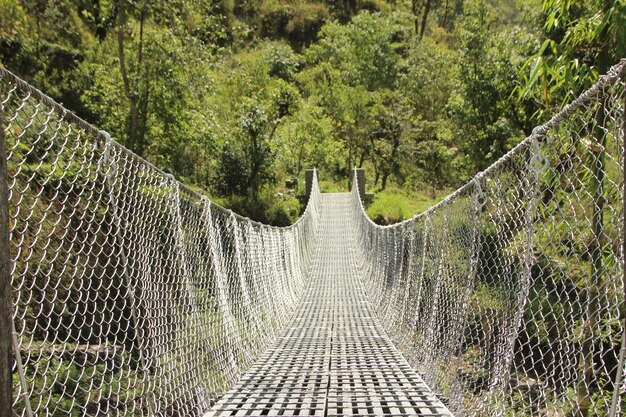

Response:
(260, 5), (293, 39)
(263, 42), (302, 81)
(260, 3), (329, 48)
(284, 3), (329, 46)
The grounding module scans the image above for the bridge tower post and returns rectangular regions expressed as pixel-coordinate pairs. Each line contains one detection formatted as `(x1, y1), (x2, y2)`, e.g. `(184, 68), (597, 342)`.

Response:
(0, 106), (13, 416)
(352, 168), (366, 201)
(305, 169), (316, 201)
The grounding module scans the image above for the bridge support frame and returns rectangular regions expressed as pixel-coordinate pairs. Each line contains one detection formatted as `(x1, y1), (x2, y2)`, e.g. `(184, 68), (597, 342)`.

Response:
(352, 168), (366, 202)
(305, 169), (316, 201)
(0, 105), (13, 417)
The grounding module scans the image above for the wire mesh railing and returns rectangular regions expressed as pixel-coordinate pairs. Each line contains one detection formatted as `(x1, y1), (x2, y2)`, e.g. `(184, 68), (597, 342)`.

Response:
(2, 58), (625, 417)
(350, 59), (626, 417)
(1, 67), (322, 417)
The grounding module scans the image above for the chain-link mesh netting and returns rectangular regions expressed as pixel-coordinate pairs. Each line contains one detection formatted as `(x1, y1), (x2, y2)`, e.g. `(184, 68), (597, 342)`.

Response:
(1, 68), (321, 417)
(350, 59), (626, 417)
(2, 60), (625, 417)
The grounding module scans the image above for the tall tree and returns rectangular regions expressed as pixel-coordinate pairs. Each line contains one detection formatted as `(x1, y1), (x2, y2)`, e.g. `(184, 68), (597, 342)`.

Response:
(412, 0), (438, 39)
(454, 0), (525, 170)
(370, 92), (405, 190)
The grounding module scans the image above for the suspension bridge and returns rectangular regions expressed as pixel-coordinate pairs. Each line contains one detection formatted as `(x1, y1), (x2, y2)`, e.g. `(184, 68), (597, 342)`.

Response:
(0, 59), (624, 417)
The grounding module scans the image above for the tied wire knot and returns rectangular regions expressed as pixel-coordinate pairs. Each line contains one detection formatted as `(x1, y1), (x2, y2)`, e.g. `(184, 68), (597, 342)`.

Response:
(473, 172), (487, 209)
(200, 194), (211, 208)
(98, 130), (117, 180)
(529, 136), (549, 177)
(165, 172), (179, 191)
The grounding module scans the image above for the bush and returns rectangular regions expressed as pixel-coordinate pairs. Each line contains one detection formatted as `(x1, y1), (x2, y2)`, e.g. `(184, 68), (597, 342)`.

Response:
(214, 142), (249, 196)
(367, 191), (412, 225)
(260, 3), (329, 48)
(284, 3), (329, 47)
(260, 5), (293, 39)
(366, 188), (448, 225)
(266, 193), (302, 226)
(220, 191), (302, 226)
(263, 42), (302, 81)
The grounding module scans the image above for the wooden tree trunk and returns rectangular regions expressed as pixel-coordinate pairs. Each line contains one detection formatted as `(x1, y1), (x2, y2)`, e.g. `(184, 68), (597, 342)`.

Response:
(117, 0), (139, 154)
(419, 0), (432, 40)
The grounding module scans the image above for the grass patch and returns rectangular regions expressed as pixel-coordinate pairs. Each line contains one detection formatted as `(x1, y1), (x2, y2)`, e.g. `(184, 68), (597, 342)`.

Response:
(366, 187), (450, 225)
(319, 179), (348, 193)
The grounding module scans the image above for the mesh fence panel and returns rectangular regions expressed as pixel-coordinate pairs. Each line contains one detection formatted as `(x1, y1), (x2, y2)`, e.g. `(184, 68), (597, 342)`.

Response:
(350, 59), (626, 417)
(1, 68), (322, 417)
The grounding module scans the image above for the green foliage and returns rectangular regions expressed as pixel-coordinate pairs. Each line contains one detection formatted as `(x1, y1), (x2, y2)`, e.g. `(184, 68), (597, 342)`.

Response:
(259, 2), (329, 48)
(214, 141), (249, 195)
(217, 189), (302, 226)
(263, 41), (302, 81)
(519, 0), (626, 119)
(366, 187), (448, 225)
(318, 180), (347, 193)
(2, 0), (604, 224)
(398, 38), (463, 186)
(18, 344), (146, 417)
(275, 99), (340, 176)
(306, 11), (407, 90)
(453, 0), (527, 170)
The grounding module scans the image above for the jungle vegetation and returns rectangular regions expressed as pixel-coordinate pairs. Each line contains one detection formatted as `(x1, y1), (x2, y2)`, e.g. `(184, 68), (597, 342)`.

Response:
(1, 0), (624, 224)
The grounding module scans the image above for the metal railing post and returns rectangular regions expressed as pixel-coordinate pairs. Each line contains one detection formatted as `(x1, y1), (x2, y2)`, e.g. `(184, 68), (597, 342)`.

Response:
(0, 100), (13, 417)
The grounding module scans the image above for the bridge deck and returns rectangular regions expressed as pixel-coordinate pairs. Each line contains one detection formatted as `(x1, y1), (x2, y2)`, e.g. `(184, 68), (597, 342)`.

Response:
(205, 194), (453, 417)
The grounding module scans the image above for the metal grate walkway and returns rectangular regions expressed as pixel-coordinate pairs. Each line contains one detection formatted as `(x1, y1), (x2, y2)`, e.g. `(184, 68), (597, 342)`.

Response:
(205, 194), (453, 417)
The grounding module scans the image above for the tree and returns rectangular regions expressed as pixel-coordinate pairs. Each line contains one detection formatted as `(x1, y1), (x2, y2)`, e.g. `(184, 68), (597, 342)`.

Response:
(79, 0), (220, 185)
(454, 0), (526, 171)
(276, 100), (338, 177)
(115, 0), (143, 154)
(397, 38), (464, 186)
(216, 82), (299, 199)
(411, 0), (436, 39)
(305, 12), (404, 91)
(0, 0), (96, 117)
(369, 92), (406, 190)
(300, 13), (408, 179)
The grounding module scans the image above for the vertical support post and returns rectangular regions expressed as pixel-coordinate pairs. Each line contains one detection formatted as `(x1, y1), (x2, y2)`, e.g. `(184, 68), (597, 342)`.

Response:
(305, 169), (315, 202)
(0, 103), (13, 416)
(353, 168), (365, 202)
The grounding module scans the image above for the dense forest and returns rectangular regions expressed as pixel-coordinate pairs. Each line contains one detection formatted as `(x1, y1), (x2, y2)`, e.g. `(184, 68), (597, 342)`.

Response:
(1, 0), (624, 224)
